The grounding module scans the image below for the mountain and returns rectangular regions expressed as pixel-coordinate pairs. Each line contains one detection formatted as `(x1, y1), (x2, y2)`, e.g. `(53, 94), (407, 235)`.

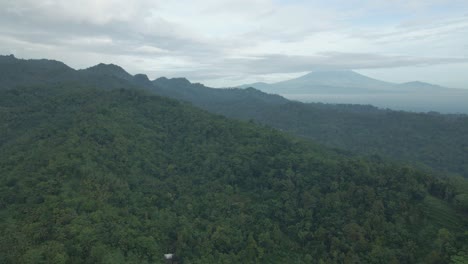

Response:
(239, 70), (468, 113)
(0, 54), (75, 89)
(240, 70), (457, 94)
(80, 63), (134, 81)
(398, 81), (446, 91)
(0, 55), (155, 92)
(1, 55), (468, 180)
(241, 70), (395, 94)
(1, 82), (468, 263)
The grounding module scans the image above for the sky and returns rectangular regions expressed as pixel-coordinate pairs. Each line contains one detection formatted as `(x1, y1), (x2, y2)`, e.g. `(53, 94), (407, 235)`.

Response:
(1, 0), (467, 88)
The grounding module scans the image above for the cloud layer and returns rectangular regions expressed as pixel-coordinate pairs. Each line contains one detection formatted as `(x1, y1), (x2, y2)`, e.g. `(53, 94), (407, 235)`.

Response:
(1, 0), (467, 87)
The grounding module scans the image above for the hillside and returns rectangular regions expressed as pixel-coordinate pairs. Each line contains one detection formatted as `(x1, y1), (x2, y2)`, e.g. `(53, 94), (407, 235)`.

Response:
(1, 55), (468, 180)
(1, 85), (467, 263)
(0, 55), (146, 91)
(152, 78), (468, 179)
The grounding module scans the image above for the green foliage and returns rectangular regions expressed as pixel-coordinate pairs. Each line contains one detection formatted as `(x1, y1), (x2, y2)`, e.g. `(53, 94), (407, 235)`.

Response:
(151, 77), (468, 179)
(1, 86), (467, 263)
(422, 196), (465, 231)
(2, 55), (468, 180)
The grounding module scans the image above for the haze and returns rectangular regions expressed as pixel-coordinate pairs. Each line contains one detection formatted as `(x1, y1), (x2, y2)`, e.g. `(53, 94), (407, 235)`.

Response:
(1, 0), (467, 89)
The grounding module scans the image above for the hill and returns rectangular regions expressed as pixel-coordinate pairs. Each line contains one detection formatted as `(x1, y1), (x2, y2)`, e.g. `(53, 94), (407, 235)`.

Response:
(1, 84), (467, 263)
(0, 55), (148, 91)
(152, 78), (468, 179)
(80, 63), (134, 81)
(0, 55), (75, 88)
(1, 55), (468, 180)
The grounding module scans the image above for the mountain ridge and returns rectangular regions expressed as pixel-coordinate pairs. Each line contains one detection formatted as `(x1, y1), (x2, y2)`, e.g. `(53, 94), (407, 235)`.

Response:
(238, 69), (468, 114)
(2, 55), (468, 179)
(239, 69), (454, 93)
(81, 63), (134, 80)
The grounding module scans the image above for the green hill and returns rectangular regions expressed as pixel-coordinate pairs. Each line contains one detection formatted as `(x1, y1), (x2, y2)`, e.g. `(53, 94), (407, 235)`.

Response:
(0, 85), (467, 263)
(151, 77), (468, 179)
(2, 55), (468, 180)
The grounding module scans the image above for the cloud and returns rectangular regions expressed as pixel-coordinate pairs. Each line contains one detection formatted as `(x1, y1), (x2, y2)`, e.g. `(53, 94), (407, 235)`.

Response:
(0, 0), (467, 87)
(139, 52), (468, 89)
(172, 52), (468, 77)
(2, 0), (158, 25)
(352, 16), (468, 42)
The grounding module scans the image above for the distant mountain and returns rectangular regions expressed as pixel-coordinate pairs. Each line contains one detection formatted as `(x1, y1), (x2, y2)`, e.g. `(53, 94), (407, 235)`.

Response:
(240, 70), (397, 94)
(239, 70), (468, 113)
(240, 69), (465, 94)
(397, 81), (446, 91)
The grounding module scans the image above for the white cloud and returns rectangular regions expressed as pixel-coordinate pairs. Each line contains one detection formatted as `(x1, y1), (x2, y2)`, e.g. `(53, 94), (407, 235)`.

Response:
(134, 45), (169, 54)
(0, 0), (467, 87)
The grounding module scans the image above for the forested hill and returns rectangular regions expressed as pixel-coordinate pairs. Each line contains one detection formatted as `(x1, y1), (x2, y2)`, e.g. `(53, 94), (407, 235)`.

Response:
(152, 77), (468, 179)
(1, 85), (468, 263)
(1, 55), (468, 179)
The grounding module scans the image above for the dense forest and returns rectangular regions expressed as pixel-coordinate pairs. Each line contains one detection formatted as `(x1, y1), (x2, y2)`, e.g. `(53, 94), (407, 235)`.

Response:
(1, 55), (468, 263)
(151, 77), (468, 179)
(0, 84), (467, 263)
(2, 55), (467, 180)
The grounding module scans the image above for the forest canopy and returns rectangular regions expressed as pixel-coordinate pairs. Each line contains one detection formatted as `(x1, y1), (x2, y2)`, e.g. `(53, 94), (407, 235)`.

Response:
(0, 86), (467, 263)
